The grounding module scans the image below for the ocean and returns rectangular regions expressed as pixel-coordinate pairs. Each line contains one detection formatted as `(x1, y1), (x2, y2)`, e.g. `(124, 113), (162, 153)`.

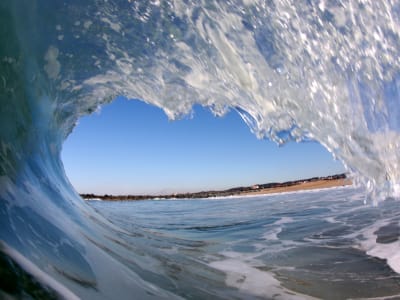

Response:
(84, 186), (400, 299)
(1, 0), (400, 299)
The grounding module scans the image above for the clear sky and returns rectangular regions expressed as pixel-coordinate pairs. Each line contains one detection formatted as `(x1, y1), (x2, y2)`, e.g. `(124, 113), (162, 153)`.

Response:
(61, 97), (346, 195)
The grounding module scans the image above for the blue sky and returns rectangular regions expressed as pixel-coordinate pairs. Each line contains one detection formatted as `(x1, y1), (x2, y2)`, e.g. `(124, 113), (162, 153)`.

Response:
(61, 97), (345, 195)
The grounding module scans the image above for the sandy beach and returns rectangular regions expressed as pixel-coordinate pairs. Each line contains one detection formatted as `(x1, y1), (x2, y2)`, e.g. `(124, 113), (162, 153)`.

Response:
(81, 175), (352, 201)
(237, 178), (352, 197)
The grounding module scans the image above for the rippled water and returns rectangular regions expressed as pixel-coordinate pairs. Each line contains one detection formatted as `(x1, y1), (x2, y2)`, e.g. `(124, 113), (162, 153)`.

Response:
(86, 186), (400, 299)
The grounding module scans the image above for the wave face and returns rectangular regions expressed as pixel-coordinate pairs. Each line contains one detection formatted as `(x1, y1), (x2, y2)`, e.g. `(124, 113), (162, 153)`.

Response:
(1, 0), (400, 298)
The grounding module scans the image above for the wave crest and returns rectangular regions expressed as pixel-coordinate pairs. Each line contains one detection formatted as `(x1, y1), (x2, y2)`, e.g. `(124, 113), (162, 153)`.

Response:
(31, 0), (400, 199)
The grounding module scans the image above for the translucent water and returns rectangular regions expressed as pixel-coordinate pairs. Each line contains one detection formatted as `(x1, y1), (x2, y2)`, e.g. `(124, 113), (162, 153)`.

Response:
(1, 0), (400, 298)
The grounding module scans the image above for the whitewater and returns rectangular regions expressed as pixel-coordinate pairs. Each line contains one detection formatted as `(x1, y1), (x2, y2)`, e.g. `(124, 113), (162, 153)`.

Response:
(1, 0), (400, 299)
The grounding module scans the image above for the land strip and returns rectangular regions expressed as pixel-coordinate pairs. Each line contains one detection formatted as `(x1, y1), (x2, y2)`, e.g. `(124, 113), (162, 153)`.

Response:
(80, 173), (351, 201)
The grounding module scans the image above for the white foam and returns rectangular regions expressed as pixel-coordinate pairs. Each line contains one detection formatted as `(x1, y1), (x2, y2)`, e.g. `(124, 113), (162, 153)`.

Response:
(368, 242), (400, 274)
(275, 217), (294, 225)
(101, 17), (121, 32)
(83, 20), (92, 30)
(262, 217), (294, 240)
(44, 46), (61, 79)
(324, 216), (338, 224)
(262, 227), (282, 241)
(357, 221), (400, 274)
(209, 259), (316, 299)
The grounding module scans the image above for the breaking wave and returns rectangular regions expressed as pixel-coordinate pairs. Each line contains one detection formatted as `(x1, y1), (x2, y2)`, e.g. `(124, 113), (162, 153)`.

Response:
(1, 0), (400, 298)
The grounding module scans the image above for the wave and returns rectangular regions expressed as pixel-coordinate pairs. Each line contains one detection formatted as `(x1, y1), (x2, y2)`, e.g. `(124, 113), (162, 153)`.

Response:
(1, 0), (400, 298)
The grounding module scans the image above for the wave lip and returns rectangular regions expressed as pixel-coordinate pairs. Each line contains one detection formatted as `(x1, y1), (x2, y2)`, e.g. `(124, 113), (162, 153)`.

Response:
(3, 0), (400, 199)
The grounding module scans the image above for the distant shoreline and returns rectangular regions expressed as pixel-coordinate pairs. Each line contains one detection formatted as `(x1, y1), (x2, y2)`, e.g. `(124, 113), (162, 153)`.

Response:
(80, 173), (351, 201)
(237, 177), (351, 197)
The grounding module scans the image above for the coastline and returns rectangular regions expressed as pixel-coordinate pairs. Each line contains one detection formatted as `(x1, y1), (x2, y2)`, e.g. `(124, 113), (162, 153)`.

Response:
(237, 178), (352, 197)
(81, 174), (351, 201)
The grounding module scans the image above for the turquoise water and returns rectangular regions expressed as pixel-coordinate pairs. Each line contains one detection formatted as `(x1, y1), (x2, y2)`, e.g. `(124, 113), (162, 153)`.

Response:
(1, 0), (400, 298)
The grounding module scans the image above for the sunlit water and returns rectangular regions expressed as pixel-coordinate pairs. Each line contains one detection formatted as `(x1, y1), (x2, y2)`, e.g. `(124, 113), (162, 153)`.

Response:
(86, 186), (400, 299)
(2, 0), (400, 298)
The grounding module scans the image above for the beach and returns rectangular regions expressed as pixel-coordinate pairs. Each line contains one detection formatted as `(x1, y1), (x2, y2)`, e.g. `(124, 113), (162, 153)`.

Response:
(238, 178), (352, 197)
(80, 175), (352, 201)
